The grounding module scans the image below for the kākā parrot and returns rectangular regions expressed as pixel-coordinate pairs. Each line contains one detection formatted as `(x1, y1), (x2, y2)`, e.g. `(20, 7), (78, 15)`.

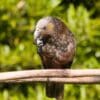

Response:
(33, 16), (76, 100)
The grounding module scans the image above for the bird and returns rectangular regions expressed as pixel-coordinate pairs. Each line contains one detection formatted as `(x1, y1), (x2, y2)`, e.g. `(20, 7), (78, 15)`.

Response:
(33, 16), (76, 100)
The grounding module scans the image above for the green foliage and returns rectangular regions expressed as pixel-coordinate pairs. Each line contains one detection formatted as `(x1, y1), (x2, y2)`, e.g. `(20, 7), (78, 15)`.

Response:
(65, 4), (100, 68)
(0, 0), (100, 100)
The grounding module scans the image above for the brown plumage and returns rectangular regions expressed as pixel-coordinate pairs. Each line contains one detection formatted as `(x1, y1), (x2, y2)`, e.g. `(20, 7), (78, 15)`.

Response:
(34, 16), (76, 100)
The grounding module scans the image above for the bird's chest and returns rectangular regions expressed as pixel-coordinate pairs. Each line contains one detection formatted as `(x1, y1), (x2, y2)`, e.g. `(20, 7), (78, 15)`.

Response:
(38, 36), (68, 66)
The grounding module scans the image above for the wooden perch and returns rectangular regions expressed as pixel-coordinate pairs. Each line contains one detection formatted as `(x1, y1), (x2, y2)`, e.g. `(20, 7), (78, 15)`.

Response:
(0, 69), (100, 84)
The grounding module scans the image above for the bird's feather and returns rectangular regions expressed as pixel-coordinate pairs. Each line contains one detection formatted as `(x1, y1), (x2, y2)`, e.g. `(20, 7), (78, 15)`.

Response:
(34, 16), (76, 99)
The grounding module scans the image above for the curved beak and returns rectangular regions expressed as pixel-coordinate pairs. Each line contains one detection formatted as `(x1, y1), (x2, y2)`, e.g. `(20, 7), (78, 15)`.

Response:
(34, 30), (44, 47)
(36, 39), (43, 46)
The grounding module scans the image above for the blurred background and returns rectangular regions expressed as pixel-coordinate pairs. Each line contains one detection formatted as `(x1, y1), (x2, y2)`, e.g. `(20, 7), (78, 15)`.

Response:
(0, 0), (100, 100)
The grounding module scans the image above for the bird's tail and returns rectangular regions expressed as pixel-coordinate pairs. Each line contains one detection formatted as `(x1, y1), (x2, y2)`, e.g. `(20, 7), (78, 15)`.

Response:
(46, 82), (64, 100)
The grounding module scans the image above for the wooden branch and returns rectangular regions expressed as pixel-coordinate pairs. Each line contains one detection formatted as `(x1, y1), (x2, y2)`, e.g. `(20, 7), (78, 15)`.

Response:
(0, 69), (100, 84)
(2, 77), (100, 84)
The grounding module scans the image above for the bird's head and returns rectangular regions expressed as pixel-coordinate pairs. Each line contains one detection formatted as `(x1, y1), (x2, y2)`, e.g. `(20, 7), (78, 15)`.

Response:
(34, 17), (55, 47)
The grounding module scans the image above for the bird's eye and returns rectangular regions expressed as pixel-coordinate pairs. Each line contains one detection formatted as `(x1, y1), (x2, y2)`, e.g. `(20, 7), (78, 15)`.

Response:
(43, 26), (46, 30)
